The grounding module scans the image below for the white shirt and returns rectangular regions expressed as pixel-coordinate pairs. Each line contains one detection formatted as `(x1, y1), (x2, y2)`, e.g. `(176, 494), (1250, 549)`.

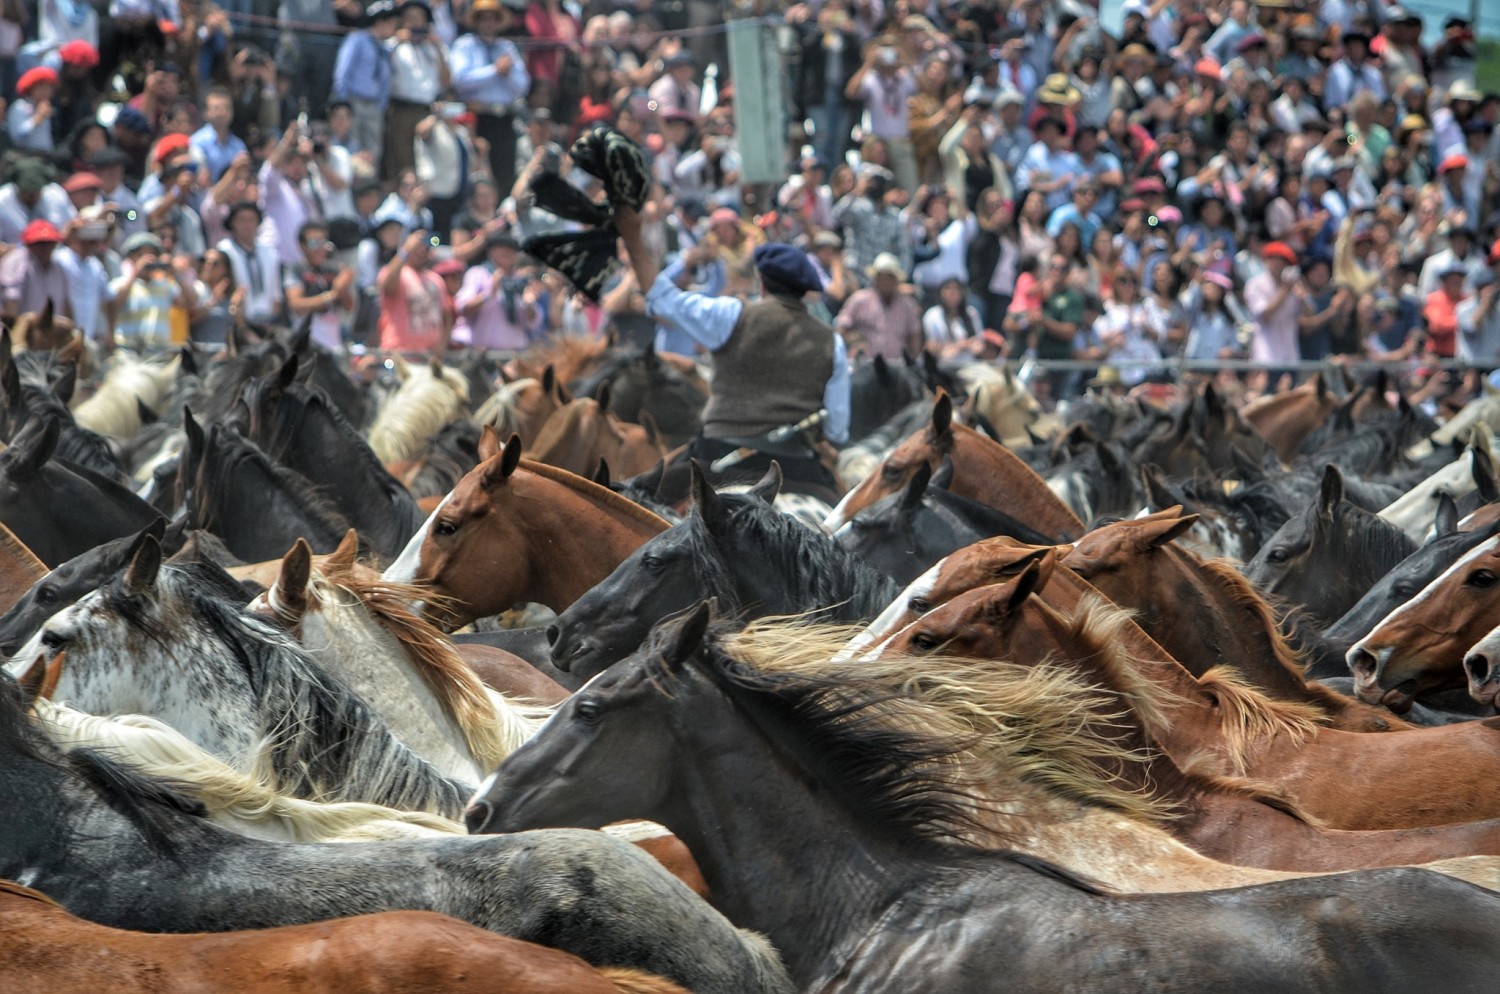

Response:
(0, 183), (75, 244)
(388, 38), (447, 104)
(52, 245), (116, 341)
(259, 161), (317, 267)
(218, 235), (284, 325)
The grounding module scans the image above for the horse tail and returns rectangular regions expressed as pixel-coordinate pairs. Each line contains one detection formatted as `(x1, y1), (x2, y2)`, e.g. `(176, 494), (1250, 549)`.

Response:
(598, 967), (693, 994)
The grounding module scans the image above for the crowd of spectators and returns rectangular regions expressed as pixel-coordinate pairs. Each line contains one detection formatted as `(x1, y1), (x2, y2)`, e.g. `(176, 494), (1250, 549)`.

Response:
(0, 0), (1494, 408)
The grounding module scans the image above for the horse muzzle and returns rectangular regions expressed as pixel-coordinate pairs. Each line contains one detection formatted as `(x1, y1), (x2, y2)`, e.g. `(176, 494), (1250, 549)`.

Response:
(1465, 650), (1500, 708)
(1347, 643), (1417, 712)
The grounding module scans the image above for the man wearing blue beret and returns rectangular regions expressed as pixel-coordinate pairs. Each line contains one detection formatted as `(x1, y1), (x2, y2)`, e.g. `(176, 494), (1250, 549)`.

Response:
(615, 205), (850, 498)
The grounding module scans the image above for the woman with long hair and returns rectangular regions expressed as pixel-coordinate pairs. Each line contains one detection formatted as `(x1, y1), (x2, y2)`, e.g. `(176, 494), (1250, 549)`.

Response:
(967, 187), (1019, 331)
(921, 275), (983, 358)
(1181, 270), (1249, 361)
(1015, 187), (1053, 266)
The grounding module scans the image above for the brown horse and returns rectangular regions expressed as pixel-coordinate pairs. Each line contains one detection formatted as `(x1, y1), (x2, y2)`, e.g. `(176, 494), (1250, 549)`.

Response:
(0, 522), (47, 615)
(0, 879), (690, 994)
(822, 391), (1084, 539)
(1240, 372), (1340, 464)
(878, 571), (1500, 870)
(1348, 532), (1500, 710)
(1063, 513), (1412, 733)
(882, 548), (1500, 830)
(383, 430), (669, 629)
(474, 364), (571, 449)
(528, 382), (666, 479)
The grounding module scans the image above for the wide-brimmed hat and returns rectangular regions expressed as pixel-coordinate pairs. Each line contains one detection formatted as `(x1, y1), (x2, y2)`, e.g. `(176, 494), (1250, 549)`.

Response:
(1087, 366), (1122, 388)
(867, 253), (905, 279)
(1037, 73), (1081, 107)
(1448, 80), (1482, 103)
(122, 231), (164, 255)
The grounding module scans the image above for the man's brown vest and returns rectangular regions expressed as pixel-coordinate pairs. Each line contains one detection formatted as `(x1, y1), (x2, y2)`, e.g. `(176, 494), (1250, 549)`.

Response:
(702, 294), (836, 440)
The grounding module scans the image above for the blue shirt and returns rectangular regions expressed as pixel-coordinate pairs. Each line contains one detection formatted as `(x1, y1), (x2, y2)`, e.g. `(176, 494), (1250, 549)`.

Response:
(190, 124), (248, 183)
(334, 29), (392, 107)
(646, 258), (851, 445)
(448, 34), (530, 108)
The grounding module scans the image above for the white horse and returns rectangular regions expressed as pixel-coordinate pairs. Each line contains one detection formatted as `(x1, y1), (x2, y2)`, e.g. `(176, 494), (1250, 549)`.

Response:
(246, 534), (549, 784)
(367, 357), (471, 464)
(1380, 430), (1494, 543)
(72, 351), (180, 441)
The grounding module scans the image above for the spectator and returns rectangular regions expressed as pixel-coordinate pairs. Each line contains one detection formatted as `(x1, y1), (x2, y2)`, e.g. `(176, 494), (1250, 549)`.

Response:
(285, 220), (355, 351)
(845, 44), (919, 194)
(833, 167), (910, 277)
(1016, 116), (1080, 213)
(1425, 263), (1470, 360)
(1090, 268), (1162, 387)
(835, 253), (923, 361)
(647, 50), (700, 127)
(376, 226), (450, 354)
(1295, 254), (1353, 361)
(1181, 271), (1248, 361)
(144, 162), (206, 260)
(0, 219), (70, 320)
(1323, 28), (1386, 109)
(414, 103), (481, 238)
(9, 67), (59, 155)
(385, 0), (450, 183)
(110, 231), (200, 352)
(259, 124), (321, 266)
(452, 231), (543, 351)
(190, 87), (248, 184)
(449, 0), (529, 197)
(1244, 240), (1302, 367)
(0, 158), (75, 245)
(921, 276), (984, 358)
(792, 0), (860, 170)
(216, 200), (283, 328)
(333, 1), (400, 170)
(1459, 266), (1500, 365)
(189, 245), (241, 345)
(53, 212), (115, 342)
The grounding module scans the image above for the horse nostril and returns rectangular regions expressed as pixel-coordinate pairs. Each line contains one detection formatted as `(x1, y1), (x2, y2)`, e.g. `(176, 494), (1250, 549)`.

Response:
(1347, 647), (1377, 682)
(545, 624), (560, 647)
(464, 799), (493, 835)
(1466, 653), (1494, 688)
(39, 629), (67, 652)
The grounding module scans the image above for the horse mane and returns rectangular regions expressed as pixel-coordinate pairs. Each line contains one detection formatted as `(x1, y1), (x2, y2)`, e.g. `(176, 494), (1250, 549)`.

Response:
(474, 376), (540, 433)
(32, 698), (464, 843)
(705, 494), (900, 619)
(1046, 594), (1186, 741)
(520, 334), (608, 383)
(1325, 498), (1417, 562)
(101, 564), (473, 817)
(721, 620), (1171, 835)
(307, 567), (550, 769)
(596, 968), (695, 994)
(0, 879), (62, 906)
(518, 459), (670, 533)
(72, 352), (179, 439)
(196, 427), (351, 542)
(367, 364), (470, 464)
(1195, 666), (1326, 774)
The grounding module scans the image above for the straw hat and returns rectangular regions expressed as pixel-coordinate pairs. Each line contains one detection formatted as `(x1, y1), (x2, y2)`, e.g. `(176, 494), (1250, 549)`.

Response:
(1036, 73), (1082, 107)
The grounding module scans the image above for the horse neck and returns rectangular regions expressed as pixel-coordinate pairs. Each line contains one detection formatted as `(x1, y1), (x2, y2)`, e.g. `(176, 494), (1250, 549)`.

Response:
(656, 680), (922, 990)
(724, 518), (898, 621)
(951, 425), (1084, 539)
(300, 602), (486, 784)
(513, 473), (666, 610)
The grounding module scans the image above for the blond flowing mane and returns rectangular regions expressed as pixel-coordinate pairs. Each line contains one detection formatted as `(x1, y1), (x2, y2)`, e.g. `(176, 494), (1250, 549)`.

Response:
(32, 699), (465, 842)
(474, 377), (539, 434)
(1195, 666), (1326, 774)
(308, 566), (551, 770)
(72, 351), (180, 441)
(367, 363), (471, 464)
(725, 619), (1172, 828)
(517, 458), (671, 533)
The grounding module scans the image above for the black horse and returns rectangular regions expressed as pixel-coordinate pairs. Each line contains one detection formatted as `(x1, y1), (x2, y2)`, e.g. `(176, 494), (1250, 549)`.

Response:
(547, 461), (899, 679)
(474, 605), (1500, 994)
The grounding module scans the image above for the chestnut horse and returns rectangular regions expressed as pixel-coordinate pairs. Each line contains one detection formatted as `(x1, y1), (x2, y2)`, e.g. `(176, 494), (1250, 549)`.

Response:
(0, 879), (690, 994)
(527, 383), (666, 479)
(474, 365), (570, 450)
(880, 545), (1500, 830)
(384, 429), (669, 628)
(1240, 371), (1340, 464)
(879, 570), (1500, 869)
(0, 522), (46, 614)
(1063, 512), (1412, 733)
(821, 391), (1084, 539)
(1348, 532), (1500, 710)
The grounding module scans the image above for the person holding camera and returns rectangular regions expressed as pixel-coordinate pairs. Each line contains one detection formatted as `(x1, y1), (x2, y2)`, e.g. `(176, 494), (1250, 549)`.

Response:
(109, 230), (200, 352)
(376, 226), (450, 356)
(285, 220), (355, 351)
(385, 0), (450, 183)
(1244, 241), (1302, 368)
(217, 200), (284, 328)
(452, 230), (543, 351)
(449, 0), (529, 199)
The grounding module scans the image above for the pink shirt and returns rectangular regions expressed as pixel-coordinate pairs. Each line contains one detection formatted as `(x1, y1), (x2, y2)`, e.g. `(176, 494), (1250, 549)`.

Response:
(1244, 270), (1301, 365)
(379, 265), (449, 353)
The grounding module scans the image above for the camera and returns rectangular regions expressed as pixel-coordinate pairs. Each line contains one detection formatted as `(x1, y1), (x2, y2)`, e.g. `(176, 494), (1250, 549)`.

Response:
(500, 275), (530, 294)
(541, 142), (563, 173)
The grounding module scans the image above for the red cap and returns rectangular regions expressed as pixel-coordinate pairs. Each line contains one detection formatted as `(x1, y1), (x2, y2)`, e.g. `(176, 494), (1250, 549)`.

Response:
(432, 257), (466, 277)
(1118, 198), (1147, 213)
(63, 171), (103, 193)
(980, 329), (1007, 349)
(1132, 177), (1167, 195)
(1438, 153), (1469, 174)
(16, 67), (58, 94)
(1261, 241), (1298, 264)
(1194, 58), (1221, 80)
(21, 220), (62, 245)
(1489, 239), (1500, 265)
(154, 132), (191, 165)
(59, 40), (100, 68)
(709, 207), (740, 227)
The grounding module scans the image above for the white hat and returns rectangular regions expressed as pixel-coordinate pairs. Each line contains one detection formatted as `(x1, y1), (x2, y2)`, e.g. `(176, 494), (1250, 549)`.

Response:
(867, 252), (905, 279)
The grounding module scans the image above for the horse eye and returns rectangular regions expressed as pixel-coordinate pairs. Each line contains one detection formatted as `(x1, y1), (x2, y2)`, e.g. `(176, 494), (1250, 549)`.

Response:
(35, 586), (56, 604)
(641, 555), (663, 572)
(433, 520), (459, 538)
(1471, 570), (1498, 589)
(881, 463), (904, 480)
(574, 699), (603, 723)
(909, 596), (931, 613)
(1266, 548), (1289, 564)
(910, 633), (939, 652)
(1391, 585), (1415, 599)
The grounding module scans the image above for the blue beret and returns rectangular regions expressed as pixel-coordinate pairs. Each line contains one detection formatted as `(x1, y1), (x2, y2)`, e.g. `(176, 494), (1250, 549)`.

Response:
(113, 106), (152, 134)
(753, 243), (822, 295)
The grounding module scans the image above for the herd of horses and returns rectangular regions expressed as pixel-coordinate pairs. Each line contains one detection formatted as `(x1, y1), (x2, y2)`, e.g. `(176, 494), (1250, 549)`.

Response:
(8, 312), (1500, 990)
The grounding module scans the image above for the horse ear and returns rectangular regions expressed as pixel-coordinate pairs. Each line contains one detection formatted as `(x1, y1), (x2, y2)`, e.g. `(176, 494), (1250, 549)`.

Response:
(135, 396), (158, 426)
(592, 457), (611, 487)
(178, 345), (199, 377)
(747, 461), (782, 504)
(1130, 512), (1198, 553)
(689, 460), (729, 533)
(1202, 380), (1223, 417)
(32, 299), (55, 346)
(595, 379), (612, 415)
(477, 423), (504, 462)
(1473, 446), (1499, 505)
(541, 364), (557, 397)
(182, 406), (205, 457)
(16, 650), (63, 705)
(288, 318), (312, 358)
(902, 460), (932, 510)
(428, 355), (445, 380)
(873, 353), (890, 383)
(277, 354), (300, 390)
(990, 557), (1049, 617)
(1434, 491), (1460, 538)
(638, 409), (663, 449)
(480, 434), (523, 490)
(52, 363), (76, 405)
(1371, 367), (1389, 399)
(641, 458), (667, 499)
(391, 355), (411, 381)
(326, 528), (360, 572)
(1140, 465), (1179, 513)
(1, 416), (60, 481)
(930, 455), (955, 491)
(1318, 464), (1345, 518)
(1312, 371), (1328, 403)
(658, 600), (712, 673)
(272, 538), (313, 619)
(929, 390), (953, 439)
(1094, 441), (1125, 484)
(122, 535), (163, 598)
